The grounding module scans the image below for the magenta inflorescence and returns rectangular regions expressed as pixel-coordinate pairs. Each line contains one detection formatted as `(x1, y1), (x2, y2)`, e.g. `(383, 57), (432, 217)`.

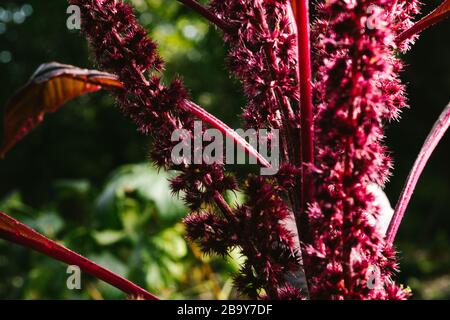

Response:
(70, 0), (422, 299)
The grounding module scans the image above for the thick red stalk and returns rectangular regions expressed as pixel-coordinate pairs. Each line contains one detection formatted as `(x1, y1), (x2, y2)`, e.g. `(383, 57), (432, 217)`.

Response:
(178, 0), (233, 32)
(294, 0), (314, 227)
(0, 211), (158, 300)
(395, 0), (450, 44)
(386, 102), (450, 244)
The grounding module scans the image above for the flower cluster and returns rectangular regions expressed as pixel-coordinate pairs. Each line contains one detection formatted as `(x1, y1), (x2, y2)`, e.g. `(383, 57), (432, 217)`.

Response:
(306, 0), (416, 299)
(207, 0), (308, 298)
(184, 175), (302, 299)
(210, 0), (301, 166)
(391, 0), (422, 52)
(69, 0), (235, 209)
(68, 0), (426, 300)
(70, 0), (301, 299)
(210, 0), (298, 127)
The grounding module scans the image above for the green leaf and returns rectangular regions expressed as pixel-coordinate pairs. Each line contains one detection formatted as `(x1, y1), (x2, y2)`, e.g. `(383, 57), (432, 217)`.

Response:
(93, 230), (126, 246)
(96, 163), (186, 226)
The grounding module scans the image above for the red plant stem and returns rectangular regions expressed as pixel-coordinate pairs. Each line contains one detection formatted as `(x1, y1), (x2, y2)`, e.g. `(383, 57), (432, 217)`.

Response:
(395, 0), (450, 44)
(185, 101), (272, 169)
(0, 211), (158, 300)
(213, 191), (235, 220)
(177, 0), (234, 32)
(202, 173), (235, 221)
(386, 102), (450, 244)
(295, 0), (314, 227)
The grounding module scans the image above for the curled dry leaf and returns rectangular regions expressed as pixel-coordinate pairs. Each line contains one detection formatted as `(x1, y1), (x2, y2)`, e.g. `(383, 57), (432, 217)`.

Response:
(0, 62), (122, 157)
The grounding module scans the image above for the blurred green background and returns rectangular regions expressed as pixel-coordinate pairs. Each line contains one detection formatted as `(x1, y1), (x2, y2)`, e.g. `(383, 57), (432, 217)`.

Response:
(0, 0), (448, 299)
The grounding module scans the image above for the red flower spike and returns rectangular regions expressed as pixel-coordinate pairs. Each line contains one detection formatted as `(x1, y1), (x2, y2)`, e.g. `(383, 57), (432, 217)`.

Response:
(0, 0), (441, 300)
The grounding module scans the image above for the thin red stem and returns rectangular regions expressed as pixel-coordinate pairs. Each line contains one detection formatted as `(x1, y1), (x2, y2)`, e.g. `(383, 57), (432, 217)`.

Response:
(185, 100), (272, 169)
(0, 211), (158, 300)
(177, 0), (234, 32)
(295, 0), (314, 225)
(395, 0), (450, 45)
(386, 102), (450, 244)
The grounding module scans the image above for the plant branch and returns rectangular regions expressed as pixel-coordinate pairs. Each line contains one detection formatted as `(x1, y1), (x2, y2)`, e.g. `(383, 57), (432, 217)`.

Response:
(213, 191), (235, 221)
(386, 102), (450, 244)
(177, 0), (234, 32)
(395, 0), (450, 45)
(0, 211), (158, 300)
(185, 100), (271, 168)
(294, 0), (314, 234)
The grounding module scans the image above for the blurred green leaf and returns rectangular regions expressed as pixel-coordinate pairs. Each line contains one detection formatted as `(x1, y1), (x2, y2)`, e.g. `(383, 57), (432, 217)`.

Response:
(152, 224), (188, 259)
(96, 164), (185, 227)
(93, 230), (126, 246)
